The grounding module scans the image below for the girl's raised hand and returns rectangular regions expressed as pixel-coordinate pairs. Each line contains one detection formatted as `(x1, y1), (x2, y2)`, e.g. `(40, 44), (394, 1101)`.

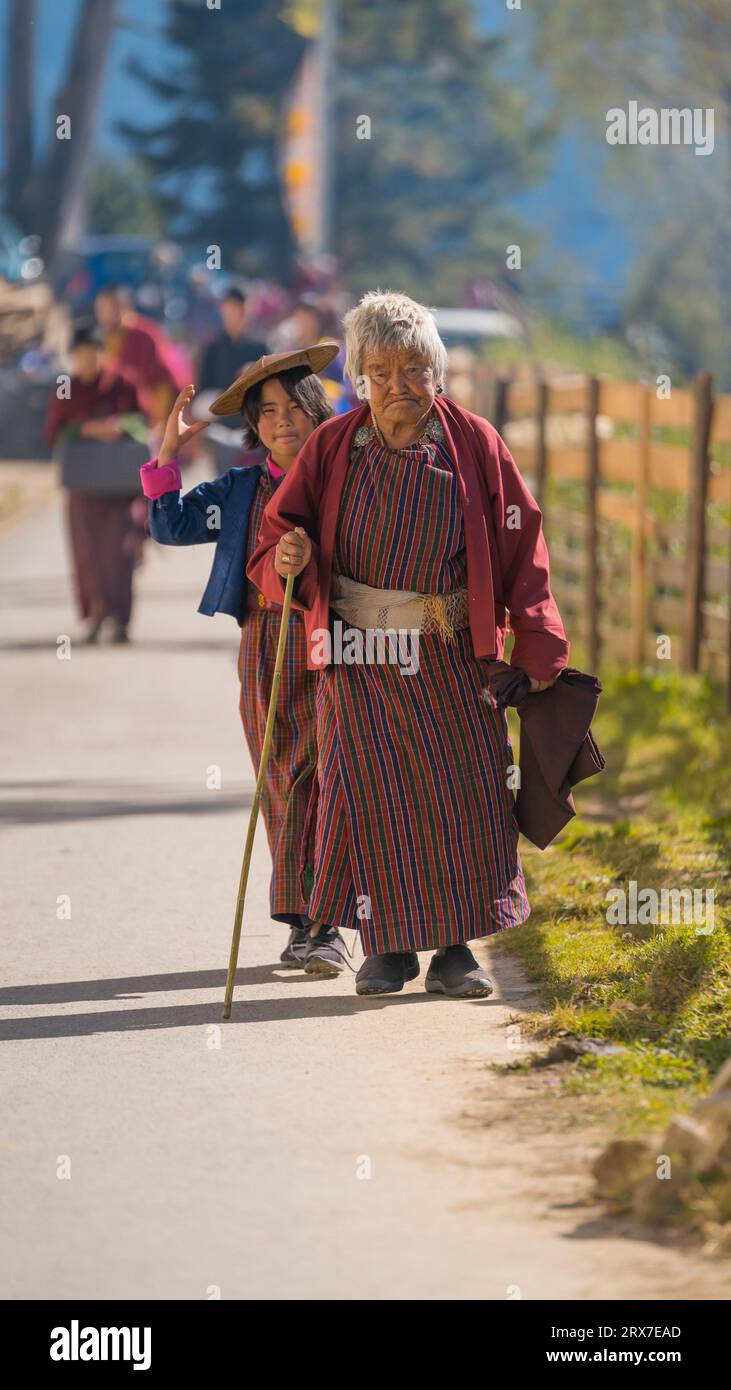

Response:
(158, 385), (209, 468)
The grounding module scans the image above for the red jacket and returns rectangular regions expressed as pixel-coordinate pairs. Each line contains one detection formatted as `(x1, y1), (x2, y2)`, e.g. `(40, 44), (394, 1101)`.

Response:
(46, 370), (140, 448)
(246, 395), (569, 680)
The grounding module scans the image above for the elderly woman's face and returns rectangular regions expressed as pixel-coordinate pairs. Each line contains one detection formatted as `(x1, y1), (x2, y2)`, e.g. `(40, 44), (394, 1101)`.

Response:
(361, 348), (436, 424)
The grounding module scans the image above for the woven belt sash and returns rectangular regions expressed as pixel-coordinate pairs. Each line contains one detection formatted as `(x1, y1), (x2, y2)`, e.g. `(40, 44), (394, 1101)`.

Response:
(330, 573), (469, 641)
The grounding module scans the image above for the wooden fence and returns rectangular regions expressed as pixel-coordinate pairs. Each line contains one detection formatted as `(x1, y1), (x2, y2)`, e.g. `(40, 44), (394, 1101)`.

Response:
(449, 363), (731, 709)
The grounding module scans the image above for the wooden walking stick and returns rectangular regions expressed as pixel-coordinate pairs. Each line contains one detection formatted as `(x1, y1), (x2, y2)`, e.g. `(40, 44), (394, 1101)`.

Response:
(222, 571), (295, 1019)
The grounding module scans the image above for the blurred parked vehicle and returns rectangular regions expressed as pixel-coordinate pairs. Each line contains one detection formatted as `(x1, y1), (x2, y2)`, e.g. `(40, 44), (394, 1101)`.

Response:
(54, 236), (254, 347)
(431, 307), (524, 347)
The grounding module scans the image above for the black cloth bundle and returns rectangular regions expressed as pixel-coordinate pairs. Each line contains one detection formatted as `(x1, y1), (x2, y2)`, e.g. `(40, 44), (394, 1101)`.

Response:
(483, 661), (606, 849)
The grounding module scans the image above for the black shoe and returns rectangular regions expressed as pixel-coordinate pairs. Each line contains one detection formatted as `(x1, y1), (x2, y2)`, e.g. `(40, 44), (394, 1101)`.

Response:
(425, 945), (493, 998)
(81, 620), (102, 645)
(111, 624), (130, 644)
(355, 951), (420, 996)
(304, 925), (349, 978)
(279, 925), (310, 967)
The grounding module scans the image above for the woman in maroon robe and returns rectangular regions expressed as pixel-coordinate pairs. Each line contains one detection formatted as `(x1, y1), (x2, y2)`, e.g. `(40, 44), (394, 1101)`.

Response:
(93, 286), (182, 430)
(47, 326), (145, 643)
(248, 291), (569, 999)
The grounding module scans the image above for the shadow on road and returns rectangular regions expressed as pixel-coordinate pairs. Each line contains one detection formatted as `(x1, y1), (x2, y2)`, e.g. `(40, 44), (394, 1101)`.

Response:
(0, 987), (494, 1040)
(0, 781), (252, 825)
(0, 965), (322, 1003)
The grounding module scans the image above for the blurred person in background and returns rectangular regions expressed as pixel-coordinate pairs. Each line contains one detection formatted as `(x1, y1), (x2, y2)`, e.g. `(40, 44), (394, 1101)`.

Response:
(285, 297), (357, 416)
(194, 287), (270, 475)
(46, 325), (147, 645)
(93, 284), (181, 431)
(94, 284), (187, 546)
(197, 287), (268, 406)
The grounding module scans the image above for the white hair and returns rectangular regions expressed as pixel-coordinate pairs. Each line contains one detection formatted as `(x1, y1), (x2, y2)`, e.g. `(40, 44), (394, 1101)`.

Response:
(343, 290), (448, 400)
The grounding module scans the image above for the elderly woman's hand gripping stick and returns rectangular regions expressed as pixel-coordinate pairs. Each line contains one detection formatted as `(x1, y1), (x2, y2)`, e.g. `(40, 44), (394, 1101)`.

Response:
(275, 527), (311, 578)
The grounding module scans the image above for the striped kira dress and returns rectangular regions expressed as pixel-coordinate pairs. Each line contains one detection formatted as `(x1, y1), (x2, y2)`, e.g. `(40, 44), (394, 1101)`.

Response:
(305, 415), (531, 955)
(237, 464), (318, 926)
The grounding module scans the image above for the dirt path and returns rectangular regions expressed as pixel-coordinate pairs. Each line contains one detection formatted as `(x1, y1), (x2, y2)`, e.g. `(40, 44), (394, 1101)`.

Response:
(1, 475), (728, 1300)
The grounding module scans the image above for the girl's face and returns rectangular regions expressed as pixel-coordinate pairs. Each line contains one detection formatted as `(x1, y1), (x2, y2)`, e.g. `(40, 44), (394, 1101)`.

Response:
(255, 377), (315, 470)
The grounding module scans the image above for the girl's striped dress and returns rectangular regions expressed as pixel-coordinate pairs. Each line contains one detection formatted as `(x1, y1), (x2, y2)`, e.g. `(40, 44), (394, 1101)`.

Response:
(238, 462), (317, 926)
(305, 415), (531, 955)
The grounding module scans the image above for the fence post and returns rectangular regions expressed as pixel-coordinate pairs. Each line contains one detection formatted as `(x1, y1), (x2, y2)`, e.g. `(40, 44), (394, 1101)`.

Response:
(683, 372), (714, 672)
(586, 376), (600, 671)
(494, 374), (510, 437)
(631, 385), (651, 668)
(471, 357), (494, 420)
(534, 376), (548, 511)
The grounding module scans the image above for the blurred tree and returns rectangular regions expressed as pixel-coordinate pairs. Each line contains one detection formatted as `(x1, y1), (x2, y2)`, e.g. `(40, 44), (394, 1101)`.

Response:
(334, 0), (550, 301)
(626, 208), (730, 385)
(3, 0), (34, 229)
(120, 0), (549, 299)
(118, 0), (306, 281)
(532, 0), (731, 384)
(533, 0), (729, 119)
(2, 0), (117, 275)
(87, 158), (166, 237)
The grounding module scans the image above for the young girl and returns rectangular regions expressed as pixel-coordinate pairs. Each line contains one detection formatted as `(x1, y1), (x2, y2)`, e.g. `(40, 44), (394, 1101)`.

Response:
(139, 344), (348, 976)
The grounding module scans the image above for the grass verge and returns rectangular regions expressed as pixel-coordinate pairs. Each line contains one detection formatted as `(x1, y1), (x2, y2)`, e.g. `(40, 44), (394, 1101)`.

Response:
(496, 669), (731, 1135)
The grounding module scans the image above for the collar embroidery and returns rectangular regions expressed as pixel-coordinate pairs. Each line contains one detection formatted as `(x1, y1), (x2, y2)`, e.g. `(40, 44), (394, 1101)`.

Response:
(353, 413), (445, 450)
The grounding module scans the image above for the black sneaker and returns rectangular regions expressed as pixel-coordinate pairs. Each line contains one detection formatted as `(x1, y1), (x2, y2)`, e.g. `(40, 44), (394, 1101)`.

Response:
(355, 951), (420, 996)
(425, 945), (493, 998)
(279, 925), (310, 967)
(81, 620), (102, 645)
(304, 925), (350, 978)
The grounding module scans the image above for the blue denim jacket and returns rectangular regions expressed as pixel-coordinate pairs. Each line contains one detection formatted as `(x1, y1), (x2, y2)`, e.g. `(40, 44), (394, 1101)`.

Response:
(147, 465), (263, 624)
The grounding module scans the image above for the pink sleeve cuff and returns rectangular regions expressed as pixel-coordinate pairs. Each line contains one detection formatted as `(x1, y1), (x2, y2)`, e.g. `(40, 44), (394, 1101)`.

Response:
(140, 457), (182, 499)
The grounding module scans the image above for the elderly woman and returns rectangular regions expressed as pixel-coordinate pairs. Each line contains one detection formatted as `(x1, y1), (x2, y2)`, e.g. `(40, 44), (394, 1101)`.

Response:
(247, 292), (569, 998)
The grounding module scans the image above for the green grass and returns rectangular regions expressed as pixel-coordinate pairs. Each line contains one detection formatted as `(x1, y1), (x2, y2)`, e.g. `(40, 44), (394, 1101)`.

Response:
(496, 669), (731, 1134)
(480, 316), (638, 379)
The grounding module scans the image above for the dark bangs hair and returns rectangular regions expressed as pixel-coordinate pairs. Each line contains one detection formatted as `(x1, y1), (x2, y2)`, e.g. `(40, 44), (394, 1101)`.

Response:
(240, 364), (332, 449)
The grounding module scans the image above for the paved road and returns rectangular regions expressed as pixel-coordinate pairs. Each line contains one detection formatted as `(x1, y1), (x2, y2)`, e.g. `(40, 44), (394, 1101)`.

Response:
(2, 477), (728, 1300)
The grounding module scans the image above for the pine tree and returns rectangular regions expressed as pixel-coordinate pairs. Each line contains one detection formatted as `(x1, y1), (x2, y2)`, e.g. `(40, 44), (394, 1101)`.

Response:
(120, 0), (547, 298)
(334, 0), (549, 300)
(119, 0), (306, 281)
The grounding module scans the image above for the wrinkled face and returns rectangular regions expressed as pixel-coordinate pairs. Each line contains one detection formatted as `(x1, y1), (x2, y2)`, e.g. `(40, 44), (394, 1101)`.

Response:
(255, 377), (315, 470)
(220, 298), (247, 337)
(94, 291), (122, 330)
(360, 347), (436, 426)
